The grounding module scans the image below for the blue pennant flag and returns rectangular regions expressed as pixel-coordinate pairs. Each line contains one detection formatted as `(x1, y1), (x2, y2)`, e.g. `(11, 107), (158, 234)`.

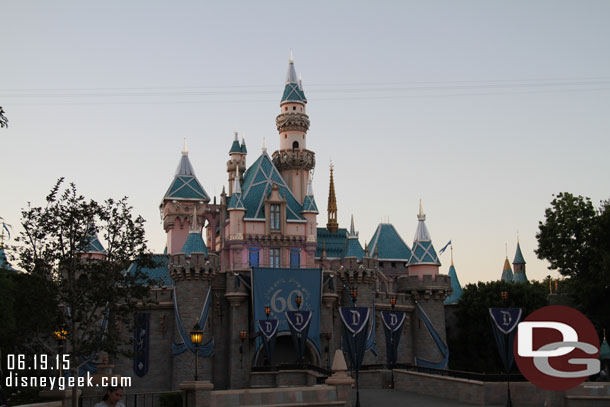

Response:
(257, 319), (280, 340)
(381, 311), (406, 368)
(489, 308), (521, 334)
(339, 307), (370, 371)
(489, 308), (522, 373)
(439, 240), (451, 255)
(286, 311), (312, 362)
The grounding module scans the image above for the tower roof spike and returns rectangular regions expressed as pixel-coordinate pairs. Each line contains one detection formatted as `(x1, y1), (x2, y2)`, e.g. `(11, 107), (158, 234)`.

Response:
(262, 137), (267, 153)
(418, 199), (425, 221)
(451, 244), (454, 266)
(326, 162), (338, 233)
(182, 138), (188, 156)
(234, 131), (239, 141)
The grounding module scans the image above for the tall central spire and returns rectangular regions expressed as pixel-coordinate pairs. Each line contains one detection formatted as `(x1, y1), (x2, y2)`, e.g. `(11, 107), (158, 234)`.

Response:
(327, 162), (338, 233)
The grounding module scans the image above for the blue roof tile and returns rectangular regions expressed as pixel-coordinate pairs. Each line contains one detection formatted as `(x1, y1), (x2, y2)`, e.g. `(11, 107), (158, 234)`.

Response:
(240, 153), (305, 221)
(501, 258), (513, 282)
(316, 228), (348, 259)
(368, 224), (412, 261)
(128, 254), (172, 287)
(513, 242), (526, 264)
(0, 247), (17, 272)
(444, 264), (463, 304)
(181, 232), (208, 256)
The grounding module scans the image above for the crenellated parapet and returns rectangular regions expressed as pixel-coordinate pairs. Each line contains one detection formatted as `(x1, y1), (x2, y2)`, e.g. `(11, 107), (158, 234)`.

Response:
(272, 149), (315, 172)
(169, 252), (220, 282)
(335, 257), (379, 286)
(396, 274), (452, 301)
(276, 112), (310, 133)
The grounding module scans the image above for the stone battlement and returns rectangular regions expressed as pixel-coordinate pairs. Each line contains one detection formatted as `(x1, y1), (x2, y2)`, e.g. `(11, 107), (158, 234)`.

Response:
(396, 274), (452, 293)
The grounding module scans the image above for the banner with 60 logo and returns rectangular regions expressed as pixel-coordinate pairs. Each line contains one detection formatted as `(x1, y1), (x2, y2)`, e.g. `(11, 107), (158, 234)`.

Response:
(252, 267), (322, 353)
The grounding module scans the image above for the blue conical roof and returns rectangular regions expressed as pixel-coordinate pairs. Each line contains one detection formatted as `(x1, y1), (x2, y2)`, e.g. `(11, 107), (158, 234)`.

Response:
(512, 269), (529, 283)
(368, 224), (412, 261)
(240, 152), (305, 221)
(444, 264), (463, 304)
(240, 138), (247, 154)
(513, 242), (526, 264)
(229, 133), (241, 154)
(0, 246), (17, 272)
(345, 237), (365, 260)
(228, 192), (246, 210)
(407, 202), (440, 266)
(302, 180), (318, 214)
(163, 150), (210, 202)
(181, 232), (208, 256)
(281, 56), (307, 104)
(501, 258), (513, 282)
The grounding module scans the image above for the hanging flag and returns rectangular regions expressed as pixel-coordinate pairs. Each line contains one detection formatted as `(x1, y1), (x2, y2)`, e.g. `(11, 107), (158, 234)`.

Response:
(133, 313), (150, 377)
(339, 307), (370, 371)
(365, 303), (377, 356)
(439, 240), (451, 255)
(489, 308), (522, 372)
(381, 311), (406, 368)
(286, 310), (312, 363)
(257, 319), (280, 364)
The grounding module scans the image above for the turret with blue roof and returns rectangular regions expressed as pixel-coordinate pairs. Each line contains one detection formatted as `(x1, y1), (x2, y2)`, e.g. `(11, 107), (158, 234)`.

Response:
(163, 140), (210, 202)
(501, 257), (513, 282)
(161, 140), (211, 254)
(181, 205), (208, 256)
(281, 52), (307, 104)
(407, 201), (441, 280)
(367, 222), (412, 276)
(444, 246), (463, 304)
(228, 168), (246, 211)
(302, 179), (319, 214)
(512, 240), (528, 283)
(83, 222), (107, 259)
(344, 215), (365, 260)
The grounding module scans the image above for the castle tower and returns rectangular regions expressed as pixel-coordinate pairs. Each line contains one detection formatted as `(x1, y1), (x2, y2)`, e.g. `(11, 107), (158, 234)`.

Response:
(82, 223), (107, 260)
(407, 200), (441, 279)
(512, 241), (528, 283)
(444, 246), (463, 304)
(326, 163), (338, 233)
(301, 179), (320, 264)
(501, 256), (513, 282)
(161, 140), (210, 254)
(272, 53), (315, 203)
(227, 132), (246, 195)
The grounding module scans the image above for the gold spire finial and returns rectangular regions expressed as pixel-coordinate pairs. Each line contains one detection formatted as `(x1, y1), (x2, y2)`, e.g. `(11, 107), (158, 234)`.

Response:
(327, 162), (338, 233)
(182, 138), (188, 156)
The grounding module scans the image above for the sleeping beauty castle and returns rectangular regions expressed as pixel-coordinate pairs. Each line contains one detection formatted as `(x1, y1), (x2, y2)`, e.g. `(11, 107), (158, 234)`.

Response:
(102, 56), (472, 391)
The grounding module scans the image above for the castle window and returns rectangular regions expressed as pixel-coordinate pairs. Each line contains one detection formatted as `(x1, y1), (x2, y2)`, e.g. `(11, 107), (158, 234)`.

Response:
(270, 204), (280, 230)
(285, 107), (288, 111)
(292, 141), (299, 150)
(249, 248), (260, 267)
(290, 248), (301, 268)
(293, 106), (296, 110)
(270, 248), (280, 268)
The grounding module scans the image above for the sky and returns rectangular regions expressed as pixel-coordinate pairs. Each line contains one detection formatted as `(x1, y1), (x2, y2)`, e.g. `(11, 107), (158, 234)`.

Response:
(1, 1), (609, 285)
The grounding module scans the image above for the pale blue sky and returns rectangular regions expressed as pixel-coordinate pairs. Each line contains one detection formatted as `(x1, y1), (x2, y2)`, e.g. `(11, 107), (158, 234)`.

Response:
(2, 1), (609, 285)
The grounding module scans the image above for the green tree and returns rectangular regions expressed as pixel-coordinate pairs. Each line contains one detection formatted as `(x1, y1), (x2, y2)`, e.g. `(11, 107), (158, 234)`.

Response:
(448, 281), (548, 373)
(536, 193), (610, 331)
(14, 178), (156, 376)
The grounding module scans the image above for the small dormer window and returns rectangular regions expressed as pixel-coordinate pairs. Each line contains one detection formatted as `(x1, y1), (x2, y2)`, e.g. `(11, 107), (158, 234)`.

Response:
(270, 204), (281, 230)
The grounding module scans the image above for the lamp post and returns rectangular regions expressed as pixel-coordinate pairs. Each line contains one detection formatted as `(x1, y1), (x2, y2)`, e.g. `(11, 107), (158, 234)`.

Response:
(52, 327), (68, 378)
(350, 287), (358, 305)
(390, 296), (396, 310)
(190, 323), (203, 381)
(239, 330), (247, 368)
(265, 305), (271, 319)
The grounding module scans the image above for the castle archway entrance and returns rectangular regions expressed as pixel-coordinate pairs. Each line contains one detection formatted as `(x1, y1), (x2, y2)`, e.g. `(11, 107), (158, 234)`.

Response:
(254, 332), (321, 366)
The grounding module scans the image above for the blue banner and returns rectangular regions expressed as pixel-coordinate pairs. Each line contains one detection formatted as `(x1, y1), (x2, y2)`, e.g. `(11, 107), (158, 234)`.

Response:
(415, 301), (449, 369)
(339, 307), (370, 371)
(133, 313), (150, 377)
(381, 311), (405, 368)
(252, 267), (322, 354)
(489, 308), (522, 372)
(286, 311), (312, 362)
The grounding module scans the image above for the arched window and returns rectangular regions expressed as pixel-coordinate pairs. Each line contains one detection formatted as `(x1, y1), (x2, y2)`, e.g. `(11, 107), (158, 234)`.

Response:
(292, 141), (299, 150)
